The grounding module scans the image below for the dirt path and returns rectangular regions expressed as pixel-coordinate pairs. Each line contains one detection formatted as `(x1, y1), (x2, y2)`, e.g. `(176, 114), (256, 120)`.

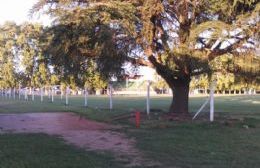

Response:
(0, 112), (157, 167)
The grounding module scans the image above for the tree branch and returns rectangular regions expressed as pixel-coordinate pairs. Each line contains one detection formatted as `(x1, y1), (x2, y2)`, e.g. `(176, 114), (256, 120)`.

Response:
(127, 57), (154, 67)
(208, 35), (250, 61)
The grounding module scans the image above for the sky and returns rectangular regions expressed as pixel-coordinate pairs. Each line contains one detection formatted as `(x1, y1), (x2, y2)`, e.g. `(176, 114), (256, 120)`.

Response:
(0, 0), (50, 25)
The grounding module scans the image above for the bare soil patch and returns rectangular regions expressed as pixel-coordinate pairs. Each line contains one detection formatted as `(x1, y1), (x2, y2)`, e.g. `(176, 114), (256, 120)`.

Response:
(0, 112), (157, 167)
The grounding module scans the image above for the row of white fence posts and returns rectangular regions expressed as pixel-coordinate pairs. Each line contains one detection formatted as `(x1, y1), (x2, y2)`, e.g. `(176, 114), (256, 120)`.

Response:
(0, 82), (154, 116)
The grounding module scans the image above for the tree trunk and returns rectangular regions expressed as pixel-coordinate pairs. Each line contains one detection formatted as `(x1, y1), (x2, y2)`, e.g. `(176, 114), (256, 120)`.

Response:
(147, 55), (191, 118)
(168, 78), (190, 114)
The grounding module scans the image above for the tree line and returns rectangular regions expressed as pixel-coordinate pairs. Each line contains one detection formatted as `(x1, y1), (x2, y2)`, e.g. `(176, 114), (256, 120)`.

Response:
(0, 22), (108, 93)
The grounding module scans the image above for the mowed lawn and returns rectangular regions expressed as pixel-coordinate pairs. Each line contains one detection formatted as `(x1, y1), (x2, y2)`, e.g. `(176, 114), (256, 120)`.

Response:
(0, 95), (260, 120)
(0, 95), (260, 168)
(0, 134), (122, 168)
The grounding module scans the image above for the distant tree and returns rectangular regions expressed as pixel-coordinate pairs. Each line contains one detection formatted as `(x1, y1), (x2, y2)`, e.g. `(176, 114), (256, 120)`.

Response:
(0, 22), (18, 88)
(33, 53), (50, 87)
(193, 75), (209, 94)
(84, 60), (107, 91)
(33, 0), (260, 117)
(215, 73), (234, 93)
(152, 74), (169, 94)
(17, 23), (49, 88)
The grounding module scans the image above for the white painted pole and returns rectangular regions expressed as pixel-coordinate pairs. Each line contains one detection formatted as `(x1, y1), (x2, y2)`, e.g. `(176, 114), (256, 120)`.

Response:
(51, 87), (54, 102)
(25, 88), (28, 100)
(84, 88), (88, 107)
(9, 88), (11, 99)
(41, 87), (43, 102)
(18, 84), (21, 100)
(61, 90), (63, 100)
(13, 88), (16, 100)
(65, 86), (69, 105)
(48, 87), (51, 99)
(146, 80), (151, 115)
(32, 88), (35, 101)
(210, 81), (216, 122)
(109, 84), (113, 110)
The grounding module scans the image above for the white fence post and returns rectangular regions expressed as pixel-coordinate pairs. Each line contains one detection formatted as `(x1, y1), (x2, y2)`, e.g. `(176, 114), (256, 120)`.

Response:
(210, 81), (216, 122)
(5, 89), (8, 99)
(61, 90), (63, 100)
(109, 83), (113, 110)
(65, 86), (69, 105)
(32, 88), (35, 101)
(18, 84), (21, 100)
(41, 87), (43, 102)
(146, 80), (151, 115)
(13, 88), (16, 100)
(25, 88), (28, 100)
(9, 88), (11, 99)
(48, 86), (51, 99)
(51, 87), (54, 102)
(84, 88), (88, 107)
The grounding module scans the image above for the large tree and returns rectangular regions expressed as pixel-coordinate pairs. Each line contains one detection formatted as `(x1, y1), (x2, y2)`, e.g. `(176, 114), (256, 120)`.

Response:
(0, 22), (19, 89)
(39, 13), (127, 89)
(33, 0), (260, 116)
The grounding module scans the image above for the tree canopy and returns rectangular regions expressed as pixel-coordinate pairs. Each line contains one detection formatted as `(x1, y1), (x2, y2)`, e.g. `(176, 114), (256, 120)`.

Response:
(30, 0), (260, 115)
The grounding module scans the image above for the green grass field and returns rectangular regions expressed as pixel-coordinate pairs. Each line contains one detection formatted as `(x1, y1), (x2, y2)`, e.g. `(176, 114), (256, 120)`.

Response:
(0, 134), (121, 168)
(0, 95), (260, 168)
(0, 95), (259, 121)
(130, 121), (260, 168)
